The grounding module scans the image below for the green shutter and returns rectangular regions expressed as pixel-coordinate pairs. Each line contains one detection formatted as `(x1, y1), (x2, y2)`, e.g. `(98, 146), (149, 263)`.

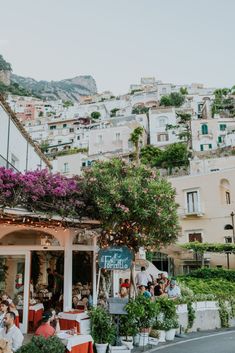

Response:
(201, 124), (208, 135)
(220, 124), (227, 131)
(200, 144), (204, 151)
(218, 136), (222, 143)
(209, 144), (212, 149)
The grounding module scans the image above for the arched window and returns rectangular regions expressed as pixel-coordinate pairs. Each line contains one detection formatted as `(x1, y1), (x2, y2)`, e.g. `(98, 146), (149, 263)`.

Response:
(158, 116), (168, 128)
(201, 124), (208, 135)
(220, 179), (231, 205)
(224, 224), (233, 230)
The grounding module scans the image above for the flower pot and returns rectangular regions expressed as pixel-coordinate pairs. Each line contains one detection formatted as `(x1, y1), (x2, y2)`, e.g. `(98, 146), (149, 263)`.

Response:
(148, 337), (159, 346)
(158, 330), (166, 343)
(121, 338), (133, 350)
(165, 329), (176, 341)
(138, 332), (149, 346)
(95, 343), (109, 353)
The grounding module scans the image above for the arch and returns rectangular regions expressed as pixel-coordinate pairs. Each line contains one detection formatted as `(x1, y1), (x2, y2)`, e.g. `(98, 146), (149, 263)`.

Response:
(224, 224), (233, 230)
(0, 229), (61, 246)
(220, 179), (230, 188)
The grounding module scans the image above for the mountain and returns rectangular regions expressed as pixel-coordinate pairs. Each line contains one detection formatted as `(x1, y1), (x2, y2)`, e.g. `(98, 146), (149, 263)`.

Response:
(11, 74), (97, 102)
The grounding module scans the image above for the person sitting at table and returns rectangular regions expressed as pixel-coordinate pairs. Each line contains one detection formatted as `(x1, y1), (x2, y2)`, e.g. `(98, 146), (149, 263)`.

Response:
(49, 308), (60, 332)
(1, 294), (12, 306)
(72, 295), (80, 309)
(0, 311), (24, 352)
(0, 301), (10, 328)
(35, 311), (55, 338)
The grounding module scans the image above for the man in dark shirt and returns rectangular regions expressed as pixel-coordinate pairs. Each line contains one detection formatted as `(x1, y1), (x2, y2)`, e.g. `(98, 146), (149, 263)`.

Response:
(47, 268), (55, 293)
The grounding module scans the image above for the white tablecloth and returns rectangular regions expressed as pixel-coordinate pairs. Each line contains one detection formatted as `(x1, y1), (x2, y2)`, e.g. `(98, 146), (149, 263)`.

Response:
(57, 332), (93, 352)
(58, 311), (89, 322)
(29, 303), (44, 311)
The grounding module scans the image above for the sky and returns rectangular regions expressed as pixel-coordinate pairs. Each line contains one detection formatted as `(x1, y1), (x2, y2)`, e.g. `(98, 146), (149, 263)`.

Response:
(0, 0), (235, 94)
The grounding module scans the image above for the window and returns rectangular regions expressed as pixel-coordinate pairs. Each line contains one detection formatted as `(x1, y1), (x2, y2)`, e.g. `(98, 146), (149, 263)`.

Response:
(201, 124), (208, 135)
(159, 118), (167, 127)
(116, 133), (121, 141)
(186, 191), (199, 213)
(49, 125), (56, 130)
(69, 128), (74, 133)
(218, 136), (222, 143)
(63, 124), (67, 128)
(58, 140), (62, 144)
(11, 154), (19, 168)
(63, 163), (69, 173)
(225, 236), (232, 244)
(188, 233), (202, 243)
(77, 136), (80, 140)
(226, 191), (231, 205)
(220, 124), (226, 131)
(157, 133), (169, 142)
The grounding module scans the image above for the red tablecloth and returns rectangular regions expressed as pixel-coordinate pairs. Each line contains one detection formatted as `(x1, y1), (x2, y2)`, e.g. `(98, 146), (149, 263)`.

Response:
(28, 308), (43, 328)
(66, 341), (93, 353)
(59, 311), (85, 332)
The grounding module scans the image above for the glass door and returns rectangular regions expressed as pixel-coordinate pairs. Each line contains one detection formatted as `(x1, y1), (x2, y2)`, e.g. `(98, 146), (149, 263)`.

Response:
(0, 250), (30, 333)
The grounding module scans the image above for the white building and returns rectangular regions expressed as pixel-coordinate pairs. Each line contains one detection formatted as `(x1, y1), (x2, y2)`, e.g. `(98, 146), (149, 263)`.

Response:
(0, 96), (50, 171)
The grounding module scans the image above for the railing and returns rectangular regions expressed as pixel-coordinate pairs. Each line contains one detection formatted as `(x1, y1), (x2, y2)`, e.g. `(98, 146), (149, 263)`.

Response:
(0, 154), (19, 172)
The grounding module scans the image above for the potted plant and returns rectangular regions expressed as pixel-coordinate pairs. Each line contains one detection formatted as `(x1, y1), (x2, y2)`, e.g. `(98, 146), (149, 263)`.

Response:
(119, 315), (139, 349)
(89, 306), (116, 353)
(152, 320), (167, 343)
(125, 295), (159, 346)
(164, 318), (179, 341)
(149, 329), (160, 346)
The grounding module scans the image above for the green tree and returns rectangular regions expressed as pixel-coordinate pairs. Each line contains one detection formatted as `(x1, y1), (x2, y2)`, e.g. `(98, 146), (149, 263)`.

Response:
(212, 88), (235, 117)
(91, 111), (101, 120)
(129, 127), (144, 165)
(63, 100), (74, 108)
(166, 112), (192, 148)
(159, 143), (189, 173)
(0, 55), (12, 71)
(180, 87), (188, 95)
(110, 108), (120, 117)
(132, 106), (149, 115)
(160, 92), (185, 107)
(81, 159), (180, 252)
(140, 145), (162, 167)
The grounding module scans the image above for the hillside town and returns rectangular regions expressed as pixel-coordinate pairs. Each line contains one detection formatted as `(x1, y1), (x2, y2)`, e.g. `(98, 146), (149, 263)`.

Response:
(0, 6), (235, 350)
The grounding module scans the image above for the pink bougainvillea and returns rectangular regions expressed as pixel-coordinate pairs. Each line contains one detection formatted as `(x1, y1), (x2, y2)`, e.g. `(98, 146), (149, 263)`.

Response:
(0, 167), (85, 217)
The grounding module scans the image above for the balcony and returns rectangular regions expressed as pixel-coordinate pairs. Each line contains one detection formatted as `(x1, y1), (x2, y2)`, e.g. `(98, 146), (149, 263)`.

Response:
(197, 131), (213, 139)
(181, 207), (205, 218)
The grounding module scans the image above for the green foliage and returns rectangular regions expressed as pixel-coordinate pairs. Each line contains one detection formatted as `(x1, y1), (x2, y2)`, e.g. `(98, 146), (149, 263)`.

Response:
(16, 335), (65, 353)
(119, 314), (139, 338)
(183, 268), (235, 281)
(82, 159), (180, 251)
(141, 143), (189, 171)
(130, 89), (144, 95)
(91, 111), (101, 120)
(49, 147), (88, 157)
(89, 306), (116, 344)
(132, 106), (149, 115)
(156, 297), (178, 319)
(0, 82), (31, 97)
(160, 92), (185, 107)
(212, 88), (235, 117)
(63, 100), (74, 108)
(187, 301), (196, 329)
(180, 87), (188, 95)
(110, 108), (120, 117)
(125, 295), (159, 329)
(181, 242), (235, 254)
(0, 55), (12, 71)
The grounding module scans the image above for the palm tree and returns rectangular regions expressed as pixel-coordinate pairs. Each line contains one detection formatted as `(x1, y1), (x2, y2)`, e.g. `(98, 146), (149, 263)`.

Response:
(130, 127), (144, 165)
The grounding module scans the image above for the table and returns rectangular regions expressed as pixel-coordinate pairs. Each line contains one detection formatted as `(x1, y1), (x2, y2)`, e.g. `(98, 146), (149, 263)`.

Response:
(57, 332), (93, 353)
(28, 303), (44, 329)
(59, 311), (89, 333)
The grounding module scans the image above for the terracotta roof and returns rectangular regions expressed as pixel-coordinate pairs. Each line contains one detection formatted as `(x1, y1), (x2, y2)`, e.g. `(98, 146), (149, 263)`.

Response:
(0, 94), (51, 169)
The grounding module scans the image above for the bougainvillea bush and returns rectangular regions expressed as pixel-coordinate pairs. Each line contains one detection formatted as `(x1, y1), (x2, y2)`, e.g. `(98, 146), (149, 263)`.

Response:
(0, 167), (84, 217)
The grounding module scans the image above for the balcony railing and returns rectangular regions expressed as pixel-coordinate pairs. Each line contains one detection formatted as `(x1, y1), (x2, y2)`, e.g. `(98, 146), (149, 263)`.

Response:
(0, 154), (19, 172)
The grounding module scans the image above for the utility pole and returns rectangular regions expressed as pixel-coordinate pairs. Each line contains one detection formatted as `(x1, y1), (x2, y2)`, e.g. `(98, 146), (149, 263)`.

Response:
(231, 212), (235, 243)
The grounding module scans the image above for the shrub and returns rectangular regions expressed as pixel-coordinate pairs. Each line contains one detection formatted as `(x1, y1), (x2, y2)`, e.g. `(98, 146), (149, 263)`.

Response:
(89, 306), (116, 344)
(16, 336), (65, 353)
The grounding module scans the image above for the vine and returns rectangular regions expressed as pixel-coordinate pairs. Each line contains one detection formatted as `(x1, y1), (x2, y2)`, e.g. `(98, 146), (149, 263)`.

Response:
(187, 301), (196, 329)
(218, 299), (230, 328)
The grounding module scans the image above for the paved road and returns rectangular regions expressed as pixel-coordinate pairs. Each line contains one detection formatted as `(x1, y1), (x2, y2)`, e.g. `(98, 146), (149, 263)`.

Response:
(149, 330), (235, 353)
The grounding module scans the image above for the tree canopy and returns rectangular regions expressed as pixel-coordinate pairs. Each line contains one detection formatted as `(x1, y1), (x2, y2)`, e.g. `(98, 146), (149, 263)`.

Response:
(81, 159), (180, 251)
(160, 92), (185, 107)
(91, 111), (101, 120)
(0, 55), (12, 71)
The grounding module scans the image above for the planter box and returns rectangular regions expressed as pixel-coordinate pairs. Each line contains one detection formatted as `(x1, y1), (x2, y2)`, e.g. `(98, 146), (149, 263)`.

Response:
(109, 345), (130, 353)
(148, 337), (159, 346)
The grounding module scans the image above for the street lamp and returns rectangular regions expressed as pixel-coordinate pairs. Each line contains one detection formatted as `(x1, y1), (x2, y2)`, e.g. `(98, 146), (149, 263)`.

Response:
(231, 212), (235, 243)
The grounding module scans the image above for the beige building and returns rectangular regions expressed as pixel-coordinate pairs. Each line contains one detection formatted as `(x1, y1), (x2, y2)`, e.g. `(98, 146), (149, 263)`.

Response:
(168, 168), (235, 273)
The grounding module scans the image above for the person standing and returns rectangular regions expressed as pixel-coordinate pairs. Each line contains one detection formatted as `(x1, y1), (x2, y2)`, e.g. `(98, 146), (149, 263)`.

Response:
(135, 266), (152, 287)
(0, 311), (24, 352)
(47, 268), (55, 293)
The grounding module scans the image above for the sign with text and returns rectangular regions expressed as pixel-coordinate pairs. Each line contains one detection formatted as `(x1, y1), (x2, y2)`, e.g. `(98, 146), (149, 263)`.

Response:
(98, 246), (133, 270)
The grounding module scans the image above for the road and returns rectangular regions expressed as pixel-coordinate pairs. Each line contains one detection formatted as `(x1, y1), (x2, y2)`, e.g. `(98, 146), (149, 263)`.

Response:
(149, 330), (235, 353)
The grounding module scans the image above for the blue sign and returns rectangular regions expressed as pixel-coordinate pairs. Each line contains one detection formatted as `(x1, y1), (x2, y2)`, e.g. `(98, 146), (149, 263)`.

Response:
(98, 246), (133, 270)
